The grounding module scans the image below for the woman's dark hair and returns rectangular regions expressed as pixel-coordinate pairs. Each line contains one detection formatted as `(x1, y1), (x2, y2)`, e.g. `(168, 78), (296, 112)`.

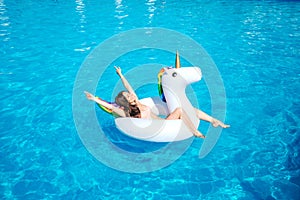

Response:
(115, 91), (141, 118)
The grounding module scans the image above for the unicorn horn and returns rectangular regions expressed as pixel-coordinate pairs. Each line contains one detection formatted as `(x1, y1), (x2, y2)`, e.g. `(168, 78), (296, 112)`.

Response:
(175, 50), (181, 69)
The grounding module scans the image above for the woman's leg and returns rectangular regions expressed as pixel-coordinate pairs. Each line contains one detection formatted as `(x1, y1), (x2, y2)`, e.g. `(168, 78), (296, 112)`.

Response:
(165, 107), (182, 120)
(166, 108), (205, 138)
(194, 108), (230, 128)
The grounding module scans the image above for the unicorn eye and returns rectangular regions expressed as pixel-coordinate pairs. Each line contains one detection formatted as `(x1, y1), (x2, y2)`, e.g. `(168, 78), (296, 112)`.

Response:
(172, 72), (177, 77)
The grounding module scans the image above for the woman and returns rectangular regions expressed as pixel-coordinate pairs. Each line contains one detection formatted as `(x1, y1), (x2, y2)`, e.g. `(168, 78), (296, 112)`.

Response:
(85, 66), (229, 138)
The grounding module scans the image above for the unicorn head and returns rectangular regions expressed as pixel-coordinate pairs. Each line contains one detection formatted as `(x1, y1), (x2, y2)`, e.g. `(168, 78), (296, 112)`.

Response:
(158, 51), (202, 103)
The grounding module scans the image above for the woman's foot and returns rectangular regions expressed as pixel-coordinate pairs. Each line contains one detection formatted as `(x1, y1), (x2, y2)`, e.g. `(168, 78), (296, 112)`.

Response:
(211, 118), (230, 128)
(194, 130), (205, 139)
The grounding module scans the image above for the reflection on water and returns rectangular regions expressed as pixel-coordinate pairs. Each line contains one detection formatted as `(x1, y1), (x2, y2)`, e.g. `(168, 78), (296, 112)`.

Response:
(114, 0), (128, 30)
(75, 0), (86, 33)
(0, 0), (10, 42)
(145, 0), (156, 24)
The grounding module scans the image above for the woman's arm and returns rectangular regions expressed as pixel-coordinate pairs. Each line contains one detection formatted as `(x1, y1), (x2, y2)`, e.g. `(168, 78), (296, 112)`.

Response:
(115, 66), (138, 98)
(84, 91), (126, 117)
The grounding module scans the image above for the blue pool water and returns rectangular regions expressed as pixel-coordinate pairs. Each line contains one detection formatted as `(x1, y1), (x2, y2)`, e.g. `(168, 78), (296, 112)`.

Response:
(1, 0), (300, 199)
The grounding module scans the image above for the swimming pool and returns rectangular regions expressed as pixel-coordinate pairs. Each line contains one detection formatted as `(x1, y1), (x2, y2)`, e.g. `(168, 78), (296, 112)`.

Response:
(1, 0), (299, 199)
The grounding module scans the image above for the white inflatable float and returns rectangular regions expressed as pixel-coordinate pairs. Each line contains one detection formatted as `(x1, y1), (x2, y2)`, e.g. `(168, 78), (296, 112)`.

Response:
(114, 52), (202, 142)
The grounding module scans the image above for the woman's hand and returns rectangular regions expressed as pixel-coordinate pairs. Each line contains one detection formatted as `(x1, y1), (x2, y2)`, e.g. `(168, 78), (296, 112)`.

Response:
(84, 91), (96, 101)
(115, 66), (122, 76)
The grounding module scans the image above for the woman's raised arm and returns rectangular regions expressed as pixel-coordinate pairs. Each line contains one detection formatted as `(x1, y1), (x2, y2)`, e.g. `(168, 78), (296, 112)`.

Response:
(115, 66), (138, 99)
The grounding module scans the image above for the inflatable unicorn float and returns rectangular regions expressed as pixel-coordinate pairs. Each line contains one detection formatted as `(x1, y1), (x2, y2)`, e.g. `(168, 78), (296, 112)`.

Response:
(113, 52), (203, 142)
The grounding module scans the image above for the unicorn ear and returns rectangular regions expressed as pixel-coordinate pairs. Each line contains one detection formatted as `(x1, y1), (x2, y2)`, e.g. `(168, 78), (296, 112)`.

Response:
(175, 50), (181, 69)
